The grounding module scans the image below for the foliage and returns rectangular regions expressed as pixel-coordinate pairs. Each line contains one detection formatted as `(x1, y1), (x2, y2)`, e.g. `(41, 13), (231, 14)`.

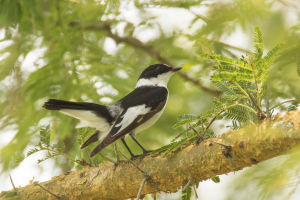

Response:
(159, 28), (285, 156)
(26, 126), (98, 167)
(211, 176), (220, 183)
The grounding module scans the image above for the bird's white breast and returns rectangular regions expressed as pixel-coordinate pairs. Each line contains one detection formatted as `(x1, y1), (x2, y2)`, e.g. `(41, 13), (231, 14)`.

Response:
(134, 92), (169, 134)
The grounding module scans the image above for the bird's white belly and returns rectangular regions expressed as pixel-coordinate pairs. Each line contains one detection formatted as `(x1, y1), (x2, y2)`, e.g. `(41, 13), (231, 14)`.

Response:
(134, 110), (164, 133)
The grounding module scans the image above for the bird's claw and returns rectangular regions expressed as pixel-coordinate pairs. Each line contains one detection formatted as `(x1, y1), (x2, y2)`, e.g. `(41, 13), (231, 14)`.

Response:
(129, 150), (152, 160)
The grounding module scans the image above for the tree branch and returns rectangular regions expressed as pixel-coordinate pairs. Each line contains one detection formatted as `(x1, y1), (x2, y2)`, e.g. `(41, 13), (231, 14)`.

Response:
(69, 21), (222, 96)
(2, 111), (300, 200)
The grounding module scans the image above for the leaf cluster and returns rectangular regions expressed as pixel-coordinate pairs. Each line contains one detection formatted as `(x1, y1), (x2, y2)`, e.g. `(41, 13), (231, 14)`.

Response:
(158, 27), (287, 159)
(26, 125), (84, 166)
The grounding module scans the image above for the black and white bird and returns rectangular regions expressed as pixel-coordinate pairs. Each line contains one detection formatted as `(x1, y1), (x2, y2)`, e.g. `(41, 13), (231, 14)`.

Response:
(43, 64), (181, 157)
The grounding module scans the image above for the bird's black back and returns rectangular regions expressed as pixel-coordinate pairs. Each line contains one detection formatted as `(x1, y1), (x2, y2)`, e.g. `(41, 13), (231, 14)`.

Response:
(118, 86), (168, 110)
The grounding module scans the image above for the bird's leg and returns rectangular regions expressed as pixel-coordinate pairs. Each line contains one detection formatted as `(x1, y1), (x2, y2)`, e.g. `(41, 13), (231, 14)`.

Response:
(114, 143), (120, 163)
(112, 143), (122, 170)
(129, 132), (152, 156)
(121, 138), (137, 159)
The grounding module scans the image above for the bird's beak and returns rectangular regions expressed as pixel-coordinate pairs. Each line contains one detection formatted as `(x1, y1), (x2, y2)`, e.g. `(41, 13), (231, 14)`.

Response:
(171, 67), (182, 72)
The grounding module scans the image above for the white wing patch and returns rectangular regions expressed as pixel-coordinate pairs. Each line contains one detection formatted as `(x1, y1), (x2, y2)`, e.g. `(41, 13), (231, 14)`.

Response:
(114, 104), (151, 135)
(60, 109), (110, 132)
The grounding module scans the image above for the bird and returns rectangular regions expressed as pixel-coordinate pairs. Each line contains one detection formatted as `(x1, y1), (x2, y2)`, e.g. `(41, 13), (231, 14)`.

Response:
(43, 64), (181, 158)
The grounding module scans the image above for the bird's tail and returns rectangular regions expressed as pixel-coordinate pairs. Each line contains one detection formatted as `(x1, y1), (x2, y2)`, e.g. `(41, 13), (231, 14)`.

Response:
(43, 98), (113, 129)
(43, 99), (98, 111)
(43, 99), (109, 121)
(43, 99), (114, 152)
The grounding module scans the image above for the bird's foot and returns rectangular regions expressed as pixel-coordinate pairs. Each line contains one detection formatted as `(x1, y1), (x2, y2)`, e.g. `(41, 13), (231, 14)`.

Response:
(129, 150), (152, 160)
(142, 149), (153, 156)
(130, 154), (143, 160)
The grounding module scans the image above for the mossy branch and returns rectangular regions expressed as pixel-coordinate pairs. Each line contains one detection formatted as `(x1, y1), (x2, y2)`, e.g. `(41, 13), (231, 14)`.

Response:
(1, 111), (300, 200)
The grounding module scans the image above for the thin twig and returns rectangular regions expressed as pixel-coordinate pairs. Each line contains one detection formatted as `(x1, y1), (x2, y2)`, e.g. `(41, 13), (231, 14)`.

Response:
(205, 103), (258, 132)
(136, 177), (147, 200)
(265, 82), (271, 118)
(34, 182), (64, 200)
(233, 81), (266, 119)
(42, 147), (82, 165)
(212, 40), (252, 54)
(69, 21), (222, 96)
(213, 141), (230, 148)
(234, 103), (258, 115)
(99, 153), (116, 164)
(188, 123), (199, 135)
(9, 174), (17, 193)
(85, 148), (94, 166)
(249, 62), (260, 107)
(245, 88), (266, 118)
(200, 118), (205, 133)
(270, 99), (300, 110)
(193, 185), (199, 199)
(182, 179), (192, 191)
(196, 118), (206, 144)
(189, 122), (203, 144)
(189, 10), (209, 23)
(205, 107), (230, 132)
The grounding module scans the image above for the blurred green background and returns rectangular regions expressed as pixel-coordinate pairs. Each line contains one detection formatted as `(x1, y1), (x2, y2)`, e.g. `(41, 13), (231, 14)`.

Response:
(0, 0), (300, 199)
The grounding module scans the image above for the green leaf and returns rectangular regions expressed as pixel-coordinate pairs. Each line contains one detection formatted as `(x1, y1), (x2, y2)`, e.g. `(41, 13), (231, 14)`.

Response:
(211, 176), (220, 183)
(254, 27), (264, 59)
(40, 125), (50, 147)
(182, 186), (192, 200)
(173, 114), (198, 129)
(206, 54), (252, 70)
(26, 148), (40, 157)
(287, 105), (297, 111)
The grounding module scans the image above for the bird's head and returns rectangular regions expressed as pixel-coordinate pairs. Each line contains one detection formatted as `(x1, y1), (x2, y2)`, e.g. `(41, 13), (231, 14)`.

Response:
(136, 64), (181, 88)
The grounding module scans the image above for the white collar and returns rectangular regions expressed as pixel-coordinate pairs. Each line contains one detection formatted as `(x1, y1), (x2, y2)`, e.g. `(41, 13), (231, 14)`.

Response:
(135, 78), (167, 88)
(135, 72), (173, 88)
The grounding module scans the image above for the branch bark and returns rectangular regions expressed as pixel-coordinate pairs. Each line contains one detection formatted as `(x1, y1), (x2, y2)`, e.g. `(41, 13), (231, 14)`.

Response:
(1, 111), (300, 200)
(69, 21), (222, 96)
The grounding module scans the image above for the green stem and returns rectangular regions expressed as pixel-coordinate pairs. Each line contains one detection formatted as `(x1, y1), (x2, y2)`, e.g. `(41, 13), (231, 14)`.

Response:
(203, 57), (251, 70)
(43, 147), (82, 165)
(233, 81), (250, 97)
(250, 63), (261, 108)
(233, 81), (266, 119)
(205, 103), (257, 131)
(233, 103), (258, 114)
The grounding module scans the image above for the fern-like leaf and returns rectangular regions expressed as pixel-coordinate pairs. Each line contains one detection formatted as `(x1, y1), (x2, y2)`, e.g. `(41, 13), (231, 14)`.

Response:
(254, 27), (264, 59)
(182, 186), (192, 200)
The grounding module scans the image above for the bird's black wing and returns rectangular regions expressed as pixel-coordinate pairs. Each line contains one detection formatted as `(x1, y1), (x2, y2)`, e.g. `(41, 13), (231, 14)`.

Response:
(90, 86), (168, 157)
